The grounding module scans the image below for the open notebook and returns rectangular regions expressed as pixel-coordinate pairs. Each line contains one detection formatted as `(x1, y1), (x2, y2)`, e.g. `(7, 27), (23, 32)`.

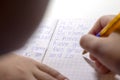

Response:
(16, 19), (120, 80)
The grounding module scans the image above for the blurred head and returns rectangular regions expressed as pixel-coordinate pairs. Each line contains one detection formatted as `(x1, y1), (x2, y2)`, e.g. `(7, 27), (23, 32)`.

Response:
(0, 0), (49, 55)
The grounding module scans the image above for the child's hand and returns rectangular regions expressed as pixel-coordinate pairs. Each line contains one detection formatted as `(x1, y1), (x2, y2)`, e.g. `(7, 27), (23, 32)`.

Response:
(80, 15), (120, 74)
(0, 53), (68, 80)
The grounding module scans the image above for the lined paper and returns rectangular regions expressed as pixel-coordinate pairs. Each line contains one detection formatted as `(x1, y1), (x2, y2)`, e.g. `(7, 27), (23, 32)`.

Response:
(16, 20), (58, 62)
(43, 19), (97, 80)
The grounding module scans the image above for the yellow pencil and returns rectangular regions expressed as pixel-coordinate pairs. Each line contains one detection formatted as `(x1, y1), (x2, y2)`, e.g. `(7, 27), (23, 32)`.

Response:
(82, 13), (120, 54)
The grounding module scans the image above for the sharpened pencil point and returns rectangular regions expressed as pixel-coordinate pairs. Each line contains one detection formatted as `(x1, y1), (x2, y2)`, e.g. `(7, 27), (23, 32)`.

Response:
(82, 50), (87, 55)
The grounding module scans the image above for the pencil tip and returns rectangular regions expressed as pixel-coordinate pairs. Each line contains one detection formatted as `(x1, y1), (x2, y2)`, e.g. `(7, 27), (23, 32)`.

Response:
(82, 50), (87, 55)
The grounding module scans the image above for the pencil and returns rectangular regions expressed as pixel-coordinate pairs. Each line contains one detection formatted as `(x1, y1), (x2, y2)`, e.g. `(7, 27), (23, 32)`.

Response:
(82, 13), (120, 55)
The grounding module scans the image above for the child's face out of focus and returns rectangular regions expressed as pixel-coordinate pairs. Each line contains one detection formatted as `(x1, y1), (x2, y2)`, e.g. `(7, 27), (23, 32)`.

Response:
(0, 0), (49, 55)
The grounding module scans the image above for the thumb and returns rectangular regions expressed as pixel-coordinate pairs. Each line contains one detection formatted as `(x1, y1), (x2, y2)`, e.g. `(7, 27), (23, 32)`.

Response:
(80, 34), (108, 58)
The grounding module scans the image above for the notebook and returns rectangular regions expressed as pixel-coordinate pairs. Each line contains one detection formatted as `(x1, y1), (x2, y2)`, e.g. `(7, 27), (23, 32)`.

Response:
(16, 19), (120, 80)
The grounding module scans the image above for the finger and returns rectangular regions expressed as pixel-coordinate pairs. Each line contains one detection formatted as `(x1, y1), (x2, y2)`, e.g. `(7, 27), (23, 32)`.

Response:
(80, 34), (109, 58)
(89, 15), (114, 35)
(36, 63), (68, 80)
(80, 34), (101, 54)
(95, 60), (110, 74)
(89, 54), (97, 61)
(33, 68), (57, 80)
(89, 54), (110, 74)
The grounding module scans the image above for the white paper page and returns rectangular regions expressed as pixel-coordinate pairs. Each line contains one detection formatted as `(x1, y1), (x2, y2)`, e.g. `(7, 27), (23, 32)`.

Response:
(43, 19), (120, 80)
(15, 20), (58, 62)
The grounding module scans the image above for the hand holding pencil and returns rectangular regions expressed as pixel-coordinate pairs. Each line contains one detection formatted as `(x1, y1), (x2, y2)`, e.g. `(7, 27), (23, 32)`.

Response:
(80, 14), (120, 74)
(83, 13), (120, 54)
